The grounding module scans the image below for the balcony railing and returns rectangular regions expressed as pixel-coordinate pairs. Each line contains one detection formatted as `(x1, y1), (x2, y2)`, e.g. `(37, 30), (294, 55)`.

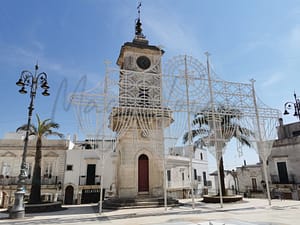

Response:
(0, 176), (60, 186)
(270, 174), (297, 184)
(79, 176), (101, 186)
(166, 180), (191, 189)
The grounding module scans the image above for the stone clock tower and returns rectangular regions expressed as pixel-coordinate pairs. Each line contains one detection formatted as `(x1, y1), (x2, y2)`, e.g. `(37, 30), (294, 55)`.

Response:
(109, 14), (173, 199)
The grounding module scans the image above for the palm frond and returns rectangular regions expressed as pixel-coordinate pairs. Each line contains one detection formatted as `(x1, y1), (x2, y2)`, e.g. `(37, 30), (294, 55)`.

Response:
(32, 114), (63, 138)
(182, 105), (253, 148)
(16, 124), (37, 136)
(183, 127), (210, 144)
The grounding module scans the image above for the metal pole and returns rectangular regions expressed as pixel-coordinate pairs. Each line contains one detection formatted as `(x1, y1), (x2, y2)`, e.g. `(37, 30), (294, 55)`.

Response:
(262, 159), (271, 205)
(184, 55), (195, 209)
(99, 61), (109, 214)
(9, 91), (35, 219)
(294, 93), (300, 121)
(283, 92), (300, 121)
(205, 52), (223, 208)
(10, 64), (49, 219)
(250, 79), (271, 206)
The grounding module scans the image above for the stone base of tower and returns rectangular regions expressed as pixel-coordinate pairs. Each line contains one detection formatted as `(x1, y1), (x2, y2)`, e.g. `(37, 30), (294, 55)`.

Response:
(115, 135), (166, 199)
(102, 196), (181, 209)
(118, 187), (164, 199)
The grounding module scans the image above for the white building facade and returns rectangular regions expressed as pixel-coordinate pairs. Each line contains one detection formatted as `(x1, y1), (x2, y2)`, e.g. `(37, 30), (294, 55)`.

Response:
(234, 119), (300, 200)
(235, 163), (265, 198)
(268, 119), (300, 200)
(0, 132), (68, 208)
(166, 146), (209, 199)
(63, 139), (117, 204)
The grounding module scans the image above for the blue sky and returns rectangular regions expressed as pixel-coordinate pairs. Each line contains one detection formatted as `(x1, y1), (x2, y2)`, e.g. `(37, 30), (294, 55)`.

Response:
(1, 0), (300, 170)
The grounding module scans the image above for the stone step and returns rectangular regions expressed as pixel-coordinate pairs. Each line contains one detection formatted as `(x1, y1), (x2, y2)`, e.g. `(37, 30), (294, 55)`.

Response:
(103, 197), (181, 209)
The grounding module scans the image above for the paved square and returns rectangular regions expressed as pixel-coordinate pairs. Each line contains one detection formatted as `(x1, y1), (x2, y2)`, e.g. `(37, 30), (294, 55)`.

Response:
(0, 198), (299, 225)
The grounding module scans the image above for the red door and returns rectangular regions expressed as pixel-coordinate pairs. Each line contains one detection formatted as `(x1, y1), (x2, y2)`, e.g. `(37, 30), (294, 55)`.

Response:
(138, 154), (149, 192)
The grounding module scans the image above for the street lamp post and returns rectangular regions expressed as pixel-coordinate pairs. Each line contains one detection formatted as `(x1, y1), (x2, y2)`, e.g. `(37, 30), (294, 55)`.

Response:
(9, 64), (50, 219)
(283, 92), (300, 121)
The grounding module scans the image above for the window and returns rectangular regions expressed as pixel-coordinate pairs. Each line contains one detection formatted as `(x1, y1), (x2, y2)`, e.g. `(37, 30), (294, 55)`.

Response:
(26, 163), (33, 179)
(86, 164), (96, 185)
(66, 165), (73, 171)
(252, 178), (257, 191)
(277, 162), (289, 184)
(200, 152), (203, 160)
(1, 163), (10, 177)
(194, 169), (197, 180)
(44, 162), (53, 178)
(203, 171), (207, 186)
(167, 170), (171, 181)
(197, 176), (202, 182)
(292, 130), (300, 137)
(207, 180), (212, 187)
(182, 172), (185, 181)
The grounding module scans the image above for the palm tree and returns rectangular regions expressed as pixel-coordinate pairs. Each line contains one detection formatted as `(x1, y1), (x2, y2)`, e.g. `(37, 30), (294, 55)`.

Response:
(17, 114), (63, 204)
(183, 105), (252, 196)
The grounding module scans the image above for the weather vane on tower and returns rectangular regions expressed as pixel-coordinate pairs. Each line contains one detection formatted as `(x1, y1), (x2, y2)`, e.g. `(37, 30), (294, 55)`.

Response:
(137, 1), (141, 19)
(135, 2), (145, 39)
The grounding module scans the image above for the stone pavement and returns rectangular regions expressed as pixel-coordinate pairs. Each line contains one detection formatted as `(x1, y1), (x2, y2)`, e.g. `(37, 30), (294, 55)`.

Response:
(0, 198), (300, 225)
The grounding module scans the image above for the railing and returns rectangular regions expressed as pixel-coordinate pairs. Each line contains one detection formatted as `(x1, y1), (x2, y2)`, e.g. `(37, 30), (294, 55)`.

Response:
(270, 174), (297, 184)
(79, 176), (101, 186)
(0, 176), (18, 185)
(41, 176), (60, 185)
(0, 176), (60, 186)
(166, 180), (191, 189)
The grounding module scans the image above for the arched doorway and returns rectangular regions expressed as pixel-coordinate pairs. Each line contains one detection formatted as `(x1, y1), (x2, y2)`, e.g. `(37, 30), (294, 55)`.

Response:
(64, 185), (74, 205)
(138, 154), (149, 192)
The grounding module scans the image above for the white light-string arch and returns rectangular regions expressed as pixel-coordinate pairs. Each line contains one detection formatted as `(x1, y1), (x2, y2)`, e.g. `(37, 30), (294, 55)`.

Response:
(70, 54), (280, 209)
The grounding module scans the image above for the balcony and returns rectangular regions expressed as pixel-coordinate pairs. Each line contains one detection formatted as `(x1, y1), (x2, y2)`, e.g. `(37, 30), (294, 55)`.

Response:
(0, 176), (18, 185)
(270, 174), (297, 184)
(0, 175), (60, 186)
(79, 176), (101, 186)
(166, 180), (191, 189)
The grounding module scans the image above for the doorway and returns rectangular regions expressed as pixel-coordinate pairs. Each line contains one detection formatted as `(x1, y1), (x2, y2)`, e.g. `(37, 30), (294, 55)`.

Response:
(64, 185), (74, 204)
(277, 162), (289, 184)
(251, 178), (257, 191)
(86, 164), (96, 185)
(138, 154), (149, 192)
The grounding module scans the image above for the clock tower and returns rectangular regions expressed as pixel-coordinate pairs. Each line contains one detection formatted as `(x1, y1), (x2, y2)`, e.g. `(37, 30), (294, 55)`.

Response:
(109, 10), (173, 198)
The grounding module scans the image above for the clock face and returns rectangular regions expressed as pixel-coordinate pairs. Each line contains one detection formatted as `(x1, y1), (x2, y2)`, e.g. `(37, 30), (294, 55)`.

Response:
(136, 56), (151, 70)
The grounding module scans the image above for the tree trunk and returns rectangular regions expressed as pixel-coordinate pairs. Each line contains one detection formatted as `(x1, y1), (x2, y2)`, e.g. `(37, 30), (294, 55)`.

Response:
(219, 156), (226, 196)
(29, 138), (42, 204)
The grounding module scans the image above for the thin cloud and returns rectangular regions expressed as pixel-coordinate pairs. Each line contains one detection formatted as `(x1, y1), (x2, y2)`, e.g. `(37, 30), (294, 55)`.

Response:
(32, 40), (45, 52)
(0, 42), (100, 84)
(287, 25), (300, 50)
(144, 6), (203, 58)
(261, 72), (284, 88)
(0, 43), (38, 67)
